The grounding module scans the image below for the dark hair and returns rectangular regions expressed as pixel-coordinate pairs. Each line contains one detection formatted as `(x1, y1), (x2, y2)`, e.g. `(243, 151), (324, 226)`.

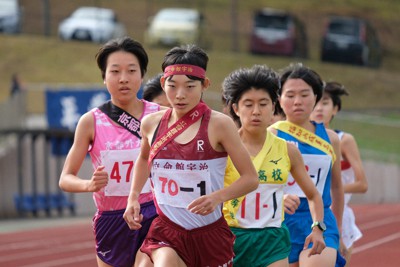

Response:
(95, 36), (148, 80)
(323, 81), (349, 111)
(274, 102), (286, 119)
(142, 73), (163, 102)
(279, 63), (324, 104)
(161, 44), (208, 83)
(222, 65), (279, 126)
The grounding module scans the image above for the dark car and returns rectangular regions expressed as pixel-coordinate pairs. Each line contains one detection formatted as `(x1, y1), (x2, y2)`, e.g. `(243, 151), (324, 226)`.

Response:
(320, 16), (382, 67)
(249, 8), (308, 58)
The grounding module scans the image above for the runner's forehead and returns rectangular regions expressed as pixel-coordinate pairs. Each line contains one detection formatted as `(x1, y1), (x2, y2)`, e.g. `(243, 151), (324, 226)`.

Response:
(165, 75), (198, 84)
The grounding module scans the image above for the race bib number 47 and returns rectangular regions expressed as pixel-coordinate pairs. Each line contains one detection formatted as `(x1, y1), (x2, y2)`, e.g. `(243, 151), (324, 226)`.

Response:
(101, 149), (140, 196)
(152, 169), (211, 209)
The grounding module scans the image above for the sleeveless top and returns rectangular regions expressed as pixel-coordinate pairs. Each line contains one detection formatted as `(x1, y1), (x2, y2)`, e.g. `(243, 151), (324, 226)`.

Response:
(336, 130), (354, 205)
(89, 100), (160, 211)
(275, 121), (333, 212)
(223, 131), (290, 228)
(150, 108), (228, 230)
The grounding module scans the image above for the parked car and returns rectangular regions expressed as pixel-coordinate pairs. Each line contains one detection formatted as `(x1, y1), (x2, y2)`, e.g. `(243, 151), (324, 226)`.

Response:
(0, 0), (22, 34)
(320, 15), (382, 67)
(249, 8), (308, 58)
(58, 6), (126, 43)
(145, 8), (210, 48)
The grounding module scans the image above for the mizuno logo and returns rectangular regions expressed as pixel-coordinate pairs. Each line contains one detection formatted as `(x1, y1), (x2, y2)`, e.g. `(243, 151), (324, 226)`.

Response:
(98, 250), (111, 257)
(270, 158), (282, 165)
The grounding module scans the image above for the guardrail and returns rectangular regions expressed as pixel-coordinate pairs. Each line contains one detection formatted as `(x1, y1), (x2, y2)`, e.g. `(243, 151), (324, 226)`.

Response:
(0, 129), (76, 217)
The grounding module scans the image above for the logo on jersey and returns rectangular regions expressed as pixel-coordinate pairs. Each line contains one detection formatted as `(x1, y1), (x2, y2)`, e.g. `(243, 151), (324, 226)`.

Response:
(197, 140), (205, 152)
(269, 158), (282, 165)
(158, 241), (170, 246)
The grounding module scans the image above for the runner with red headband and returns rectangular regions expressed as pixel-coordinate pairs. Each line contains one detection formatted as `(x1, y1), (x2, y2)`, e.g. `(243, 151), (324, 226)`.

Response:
(123, 44), (259, 267)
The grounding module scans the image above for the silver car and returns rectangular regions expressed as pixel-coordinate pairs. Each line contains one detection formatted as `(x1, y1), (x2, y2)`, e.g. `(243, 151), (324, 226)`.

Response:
(58, 6), (126, 43)
(145, 8), (210, 48)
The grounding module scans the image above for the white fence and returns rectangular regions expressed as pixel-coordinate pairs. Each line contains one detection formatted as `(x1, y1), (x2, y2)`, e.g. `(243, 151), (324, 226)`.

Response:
(351, 160), (400, 204)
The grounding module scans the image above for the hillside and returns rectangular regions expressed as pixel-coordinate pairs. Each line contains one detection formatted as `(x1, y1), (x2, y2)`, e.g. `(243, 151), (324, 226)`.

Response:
(1, 0), (399, 112)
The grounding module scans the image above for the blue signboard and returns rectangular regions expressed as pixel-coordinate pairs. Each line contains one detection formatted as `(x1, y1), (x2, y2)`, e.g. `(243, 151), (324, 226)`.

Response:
(45, 86), (144, 155)
(46, 88), (110, 130)
(46, 88), (110, 155)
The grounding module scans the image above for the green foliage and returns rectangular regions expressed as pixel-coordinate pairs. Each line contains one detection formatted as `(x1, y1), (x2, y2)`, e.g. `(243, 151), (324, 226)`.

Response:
(331, 116), (400, 163)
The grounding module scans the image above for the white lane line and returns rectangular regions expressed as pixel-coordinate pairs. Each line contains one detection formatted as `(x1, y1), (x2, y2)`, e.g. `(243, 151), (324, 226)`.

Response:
(0, 241), (93, 263)
(358, 215), (400, 231)
(353, 232), (400, 254)
(0, 235), (92, 251)
(19, 254), (95, 267)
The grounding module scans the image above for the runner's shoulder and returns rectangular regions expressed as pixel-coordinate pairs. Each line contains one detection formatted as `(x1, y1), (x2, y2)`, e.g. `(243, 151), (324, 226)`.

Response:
(142, 109), (166, 123)
(210, 110), (232, 123)
(209, 110), (238, 133)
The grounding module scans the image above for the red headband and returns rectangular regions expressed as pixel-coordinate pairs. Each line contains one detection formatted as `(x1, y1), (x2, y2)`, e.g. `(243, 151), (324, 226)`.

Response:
(164, 64), (206, 79)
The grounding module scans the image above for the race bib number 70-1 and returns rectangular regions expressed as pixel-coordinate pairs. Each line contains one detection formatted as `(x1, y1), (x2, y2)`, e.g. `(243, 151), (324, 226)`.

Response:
(152, 169), (211, 209)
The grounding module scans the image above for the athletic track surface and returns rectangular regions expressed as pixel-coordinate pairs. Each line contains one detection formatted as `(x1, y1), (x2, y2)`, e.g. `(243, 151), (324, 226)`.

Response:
(0, 203), (399, 267)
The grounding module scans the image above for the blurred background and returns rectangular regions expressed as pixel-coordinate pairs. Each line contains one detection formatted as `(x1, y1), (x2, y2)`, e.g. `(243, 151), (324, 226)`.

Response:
(0, 0), (399, 219)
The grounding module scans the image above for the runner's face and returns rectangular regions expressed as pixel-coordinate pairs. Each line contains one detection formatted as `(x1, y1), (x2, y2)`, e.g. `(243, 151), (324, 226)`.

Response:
(162, 74), (208, 114)
(234, 88), (274, 132)
(104, 51), (143, 102)
(279, 79), (317, 124)
(310, 93), (337, 126)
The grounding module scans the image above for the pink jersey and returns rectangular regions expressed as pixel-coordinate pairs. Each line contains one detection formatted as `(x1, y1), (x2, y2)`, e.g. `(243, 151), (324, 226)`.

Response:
(89, 100), (159, 211)
(150, 109), (228, 230)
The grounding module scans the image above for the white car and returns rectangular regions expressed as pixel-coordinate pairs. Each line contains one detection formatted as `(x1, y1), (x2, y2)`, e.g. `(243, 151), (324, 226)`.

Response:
(0, 0), (22, 34)
(145, 8), (210, 48)
(58, 6), (126, 43)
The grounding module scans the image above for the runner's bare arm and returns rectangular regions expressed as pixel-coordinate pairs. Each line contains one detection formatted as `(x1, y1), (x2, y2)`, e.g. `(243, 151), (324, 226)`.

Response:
(288, 142), (326, 256)
(188, 112), (258, 215)
(288, 142), (324, 222)
(124, 112), (162, 229)
(341, 133), (368, 194)
(59, 112), (108, 192)
(328, 129), (344, 232)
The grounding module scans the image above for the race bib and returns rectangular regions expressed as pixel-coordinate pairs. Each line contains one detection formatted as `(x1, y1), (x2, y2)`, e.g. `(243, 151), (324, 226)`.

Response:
(151, 169), (211, 208)
(101, 149), (140, 196)
(284, 154), (331, 197)
(237, 183), (283, 228)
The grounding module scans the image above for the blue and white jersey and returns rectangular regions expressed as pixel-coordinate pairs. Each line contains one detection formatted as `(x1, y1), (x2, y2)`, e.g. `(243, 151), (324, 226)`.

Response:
(276, 121), (333, 212)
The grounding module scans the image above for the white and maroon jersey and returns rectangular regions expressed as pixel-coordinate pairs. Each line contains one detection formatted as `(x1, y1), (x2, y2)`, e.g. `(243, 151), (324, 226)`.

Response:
(336, 130), (355, 205)
(89, 100), (159, 211)
(150, 109), (228, 230)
